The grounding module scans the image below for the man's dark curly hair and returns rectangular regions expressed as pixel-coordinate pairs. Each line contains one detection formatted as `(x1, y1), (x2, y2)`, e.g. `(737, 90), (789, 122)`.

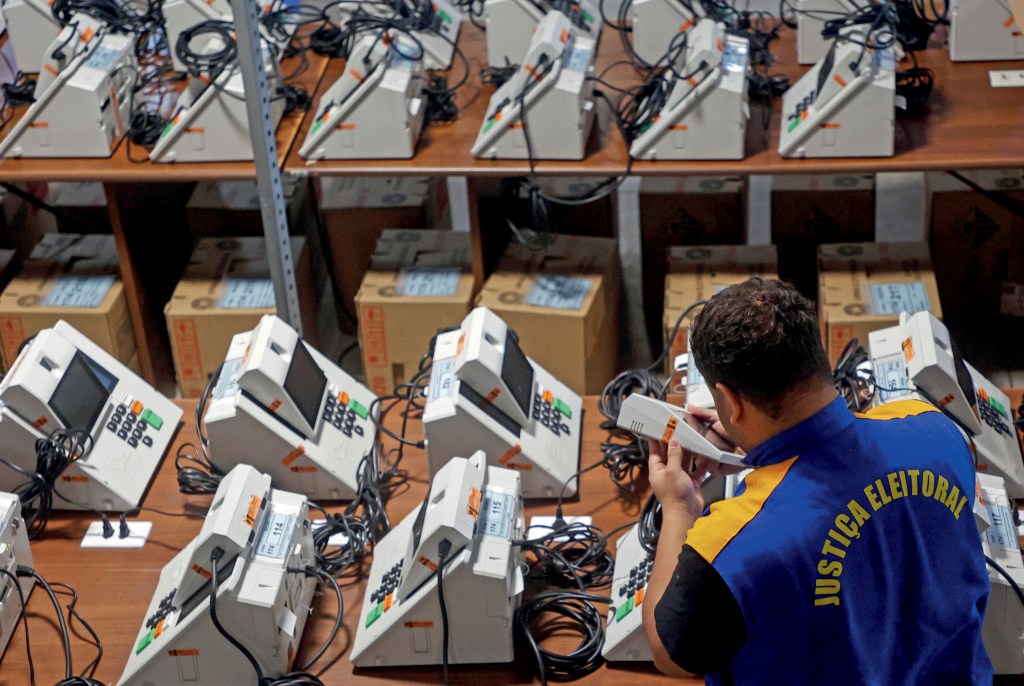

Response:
(689, 278), (832, 416)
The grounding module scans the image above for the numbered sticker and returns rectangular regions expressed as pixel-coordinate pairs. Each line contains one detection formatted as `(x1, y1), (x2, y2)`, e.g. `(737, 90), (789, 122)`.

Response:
(255, 511), (296, 560)
(479, 488), (514, 540)
(428, 357), (457, 400)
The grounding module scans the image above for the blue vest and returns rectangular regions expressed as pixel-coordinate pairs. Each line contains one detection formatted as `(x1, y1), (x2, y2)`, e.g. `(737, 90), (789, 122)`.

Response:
(686, 397), (992, 686)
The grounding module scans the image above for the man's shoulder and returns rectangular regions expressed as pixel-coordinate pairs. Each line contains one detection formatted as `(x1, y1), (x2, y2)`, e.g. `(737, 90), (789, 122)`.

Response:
(855, 399), (940, 422)
(687, 456), (799, 565)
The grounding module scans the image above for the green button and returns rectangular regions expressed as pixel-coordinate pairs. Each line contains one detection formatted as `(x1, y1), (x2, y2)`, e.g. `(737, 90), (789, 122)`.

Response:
(615, 597), (634, 622)
(787, 118), (801, 133)
(141, 409), (164, 431)
(553, 398), (571, 418)
(438, 9), (451, 22)
(483, 119), (496, 133)
(136, 629), (154, 654)
(990, 397), (1007, 417)
(365, 603), (383, 628)
(582, 10), (593, 22)
(350, 400), (369, 420)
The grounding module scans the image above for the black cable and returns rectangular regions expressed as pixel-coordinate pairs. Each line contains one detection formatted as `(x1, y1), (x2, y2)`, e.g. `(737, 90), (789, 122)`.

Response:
(595, 300), (707, 492)
(50, 582), (103, 682)
(637, 492), (662, 554)
(175, 20), (238, 77)
(297, 571), (344, 672)
(208, 548), (267, 683)
(0, 428), (113, 540)
(22, 568), (73, 680)
(0, 567), (35, 686)
(119, 506), (205, 538)
(833, 338), (875, 412)
(436, 539), (452, 686)
(986, 555), (1024, 609)
(513, 589), (610, 685)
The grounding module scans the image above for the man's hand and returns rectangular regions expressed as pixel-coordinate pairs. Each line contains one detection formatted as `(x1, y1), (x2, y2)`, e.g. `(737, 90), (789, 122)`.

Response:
(648, 439), (707, 519)
(686, 404), (746, 476)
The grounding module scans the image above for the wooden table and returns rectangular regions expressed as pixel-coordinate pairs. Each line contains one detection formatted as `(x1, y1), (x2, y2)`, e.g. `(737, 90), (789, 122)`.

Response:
(0, 398), (695, 686)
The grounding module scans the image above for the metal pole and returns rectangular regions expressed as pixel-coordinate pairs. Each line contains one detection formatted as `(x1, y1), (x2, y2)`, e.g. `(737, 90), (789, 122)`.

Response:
(227, 0), (303, 334)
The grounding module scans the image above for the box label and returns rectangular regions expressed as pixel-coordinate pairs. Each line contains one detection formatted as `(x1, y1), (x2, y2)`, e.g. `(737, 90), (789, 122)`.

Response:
(428, 357), (457, 400)
(361, 305), (389, 396)
(479, 488), (514, 540)
(875, 357), (912, 403)
(255, 510), (295, 560)
(42, 275), (114, 308)
(868, 282), (931, 316)
(396, 268), (461, 297)
(524, 276), (593, 310)
(0, 317), (26, 366)
(1000, 283), (1024, 317)
(220, 278), (276, 309)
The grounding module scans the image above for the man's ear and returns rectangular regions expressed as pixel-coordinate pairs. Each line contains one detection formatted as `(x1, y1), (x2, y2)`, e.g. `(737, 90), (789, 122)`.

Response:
(716, 383), (743, 425)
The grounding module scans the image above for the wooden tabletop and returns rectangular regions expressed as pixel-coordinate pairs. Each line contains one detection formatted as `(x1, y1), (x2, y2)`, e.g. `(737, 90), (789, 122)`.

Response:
(285, 24), (1024, 177)
(1, 23), (1023, 183)
(0, 52), (329, 183)
(0, 397), (697, 686)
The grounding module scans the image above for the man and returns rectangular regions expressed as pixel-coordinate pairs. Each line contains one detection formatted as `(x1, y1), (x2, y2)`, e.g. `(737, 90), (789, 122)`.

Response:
(642, 278), (991, 685)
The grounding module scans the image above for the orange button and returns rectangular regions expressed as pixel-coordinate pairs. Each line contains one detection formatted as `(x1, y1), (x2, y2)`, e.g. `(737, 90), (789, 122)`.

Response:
(339, 392), (350, 406)
(154, 619), (165, 638)
(131, 401), (144, 415)
(383, 594), (393, 612)
(543, 390), (553, 404)
(635, 588), (645, 606)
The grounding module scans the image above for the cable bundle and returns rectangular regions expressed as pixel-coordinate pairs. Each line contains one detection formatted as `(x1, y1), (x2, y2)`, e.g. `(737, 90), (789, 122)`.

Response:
(0, 428), (115, 539)
(833, 338), (875, 412)
(0, 566), (105, 686)
(596, 300), (707, 492)
(175, 20), (238, 77)
(514, 589), (610, 685)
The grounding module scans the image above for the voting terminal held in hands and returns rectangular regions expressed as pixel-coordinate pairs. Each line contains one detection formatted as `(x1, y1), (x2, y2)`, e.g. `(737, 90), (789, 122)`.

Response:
(617, 393), (746, 467)
(202, 314), (378, 501)
(422, 307), (583, 498)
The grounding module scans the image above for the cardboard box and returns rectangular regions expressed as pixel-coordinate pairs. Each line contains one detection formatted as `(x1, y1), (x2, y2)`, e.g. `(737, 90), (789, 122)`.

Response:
(356, 230), (475, 396)
(639, 176), (746, 349)
(317, 176), (448, 334)
(164, 237), (317, 398)
(477, 235), (621, 395)
(0, 234), (137, 369)
(663, 245), (778, 380)
(818, 241), (941, 366)
(185, 179), (310, 237)
(772, 174), (876, 298)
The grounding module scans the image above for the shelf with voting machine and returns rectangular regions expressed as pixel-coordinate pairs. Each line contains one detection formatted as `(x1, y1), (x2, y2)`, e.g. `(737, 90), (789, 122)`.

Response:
(203, 315), (378, 501)
(471, 11), (597, 160)
(778, 36), (895, 159)
(628, 19), (750, 161)
(0, 321), (182, 512)
(483, 0), (601, 67)
(0, 16), (135, 158)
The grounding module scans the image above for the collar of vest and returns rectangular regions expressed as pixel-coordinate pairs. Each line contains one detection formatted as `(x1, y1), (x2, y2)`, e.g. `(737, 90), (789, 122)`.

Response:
(743, 395), (853, 468)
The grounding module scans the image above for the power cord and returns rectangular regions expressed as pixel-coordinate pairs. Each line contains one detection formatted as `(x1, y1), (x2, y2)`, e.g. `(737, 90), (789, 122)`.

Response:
(986, 554), (1024, 609)
(0, 567), (35, 686)
(637, 492), (662, 554)
(436, 539), (453, 686)
(596, 300), (708, 492)
(0, 428), (114, 540)
(513, 589), (610, 685)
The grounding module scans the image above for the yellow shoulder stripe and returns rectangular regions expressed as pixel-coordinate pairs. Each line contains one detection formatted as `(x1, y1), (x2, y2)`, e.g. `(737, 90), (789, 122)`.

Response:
(687, 456), (798, 564)
(857, 399), (938, 422)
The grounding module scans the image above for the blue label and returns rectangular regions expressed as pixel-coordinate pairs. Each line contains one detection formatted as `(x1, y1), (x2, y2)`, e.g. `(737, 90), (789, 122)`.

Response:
(213, 358), (242, 400)
(525, 275), (592, 310)
(42, 275), (114, 308)
(869, 282), (931, 316)
(397, 268), (461, 297)
(219, 278), (276, 309)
